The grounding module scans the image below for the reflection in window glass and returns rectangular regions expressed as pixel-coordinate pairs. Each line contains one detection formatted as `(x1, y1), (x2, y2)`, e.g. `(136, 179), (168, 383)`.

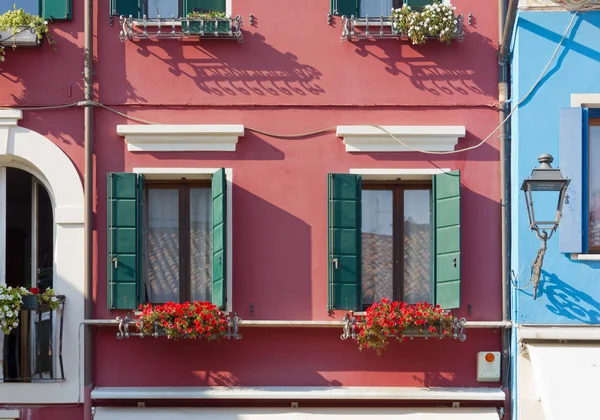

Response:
(590, 125), (600, 248)
(403, 190), (432, 304)
(190, 188), (212, 302)
(146, 189), (179, 303)
(9, 0), (38, 15)
(362, 189), (394, 305)
(147, 0), (179, 18)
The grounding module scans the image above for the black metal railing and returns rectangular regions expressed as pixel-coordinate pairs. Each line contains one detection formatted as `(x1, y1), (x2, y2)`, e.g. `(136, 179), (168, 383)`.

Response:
(1, 295), (65, 382)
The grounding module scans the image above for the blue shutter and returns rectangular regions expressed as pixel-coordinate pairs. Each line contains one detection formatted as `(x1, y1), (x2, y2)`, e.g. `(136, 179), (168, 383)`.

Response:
(110, 0), (143, 17)
(559, 107), (584, 253)
(331, 0), (359, 17)
(41, 0), (72, 20)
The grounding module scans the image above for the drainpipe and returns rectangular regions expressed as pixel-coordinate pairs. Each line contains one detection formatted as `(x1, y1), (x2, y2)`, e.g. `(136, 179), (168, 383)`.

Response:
(498, 0), (518, 404)
(83, 0), (94, 417)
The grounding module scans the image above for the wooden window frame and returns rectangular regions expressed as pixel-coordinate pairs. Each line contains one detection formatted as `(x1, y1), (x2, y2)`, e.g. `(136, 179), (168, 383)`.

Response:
(144, 180), (211, 303)
(362, 181), (432, 309)
(588, 119), (600, 253)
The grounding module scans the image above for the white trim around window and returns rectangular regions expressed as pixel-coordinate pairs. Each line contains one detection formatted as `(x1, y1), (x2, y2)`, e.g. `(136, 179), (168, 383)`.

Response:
(133, 167), (233, 312)
(0, 410), (19, 419)
(571, 93), (600, 108)
(349, 168), (452, 180)
(0, 109), (84, 404)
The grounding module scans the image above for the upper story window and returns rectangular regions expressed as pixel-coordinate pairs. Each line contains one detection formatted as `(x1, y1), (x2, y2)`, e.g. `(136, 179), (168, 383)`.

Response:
(362, 184), (432, 309)
(332, 0), (441, 19)
(7, 0), (72, 20)
(111, 0), (227, 19)
(559, 107), (600, 255)
(107, 169), (228, 310)
(327, 171), (461, 311)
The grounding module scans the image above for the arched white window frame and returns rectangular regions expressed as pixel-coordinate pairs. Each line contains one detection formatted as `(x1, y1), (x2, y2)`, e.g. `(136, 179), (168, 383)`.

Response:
(0, 109), (84, 404)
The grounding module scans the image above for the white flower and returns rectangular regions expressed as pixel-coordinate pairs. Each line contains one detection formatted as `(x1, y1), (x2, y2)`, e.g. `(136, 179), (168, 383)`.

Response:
(51, 296), (58, 302)
(6, 310), (13, 317)
(3, 305), (8, 311)
(12, 322), (17, 327)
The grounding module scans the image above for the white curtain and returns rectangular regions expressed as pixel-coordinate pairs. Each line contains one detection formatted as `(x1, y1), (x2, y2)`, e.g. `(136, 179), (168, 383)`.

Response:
(590, 126), (600, 247)
(147, 0), (179, 18)
(190, 188), (212, 302)
(146, 189), (180, 303)
(403, 190), (432, 304)
(360, 0), (393, 18)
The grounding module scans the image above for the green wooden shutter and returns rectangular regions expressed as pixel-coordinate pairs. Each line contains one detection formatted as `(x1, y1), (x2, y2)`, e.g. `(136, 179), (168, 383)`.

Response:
(404, 0), (435, 10)
(110, 0), (142, 17)
(328, 173), (362, 310)
(185, 0), (226, 14)
(330, 0), (359, 17)
(212, 168), (227, 309)
(107, 172), (141, 310)
(433, 170), (461, 309)
(41, 0), (72, 20)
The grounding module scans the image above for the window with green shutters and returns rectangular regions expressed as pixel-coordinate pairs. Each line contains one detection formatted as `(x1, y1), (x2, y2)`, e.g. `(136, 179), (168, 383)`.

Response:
(329, 0), (434, 18)
(10, 0), (72, 20)
(110, 0), (226, 18)
(107, 170), (228, 310)
(327, 171), (461, 311)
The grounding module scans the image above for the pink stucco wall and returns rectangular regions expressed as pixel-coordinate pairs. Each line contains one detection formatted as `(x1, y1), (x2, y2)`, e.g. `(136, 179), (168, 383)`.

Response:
(0, 0), (502, 415)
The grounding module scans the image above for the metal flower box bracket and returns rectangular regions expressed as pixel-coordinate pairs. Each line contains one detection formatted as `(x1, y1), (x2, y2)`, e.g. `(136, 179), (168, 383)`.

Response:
(116, 314), (243, 340)
(119, 16), (244, 43)
(340, 14), (464, 42)
(0, 26), (42, 47)
(340, 313), (467, 342)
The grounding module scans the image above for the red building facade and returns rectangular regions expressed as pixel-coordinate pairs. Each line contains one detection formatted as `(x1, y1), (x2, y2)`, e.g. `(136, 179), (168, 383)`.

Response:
(0, 0), (504, 419)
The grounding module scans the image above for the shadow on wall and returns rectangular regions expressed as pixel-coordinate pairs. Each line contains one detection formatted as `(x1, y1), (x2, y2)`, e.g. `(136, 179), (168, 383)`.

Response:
(537, 269), (600, 324)
(347, 24), (496, 97)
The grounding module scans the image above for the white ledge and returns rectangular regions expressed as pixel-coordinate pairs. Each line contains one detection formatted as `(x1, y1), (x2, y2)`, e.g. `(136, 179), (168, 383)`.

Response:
(571, 253), (600, 261)
(117, 124), (244, 152)
(0, 410), (19, 419)
(337, 125), (465, 153)
(0, 109), (23, 127)
(91, 386), (505, 402)
(519, 326), (600, 341)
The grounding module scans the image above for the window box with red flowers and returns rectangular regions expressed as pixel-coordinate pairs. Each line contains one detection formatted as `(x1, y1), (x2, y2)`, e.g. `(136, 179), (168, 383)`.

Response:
(115, 301), (241, 340)
(341, 299), (466, 354)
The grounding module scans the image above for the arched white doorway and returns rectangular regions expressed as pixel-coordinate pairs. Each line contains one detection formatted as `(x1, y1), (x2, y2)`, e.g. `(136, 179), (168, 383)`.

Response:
(0, 109), (84, 403)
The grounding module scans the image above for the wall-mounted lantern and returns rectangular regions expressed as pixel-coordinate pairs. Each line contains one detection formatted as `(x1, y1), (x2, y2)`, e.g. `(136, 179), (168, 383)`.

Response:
(520, 153), (570, 299)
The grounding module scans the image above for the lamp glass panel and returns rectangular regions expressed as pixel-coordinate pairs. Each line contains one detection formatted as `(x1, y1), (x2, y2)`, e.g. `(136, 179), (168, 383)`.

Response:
(529, 189), (561, 228)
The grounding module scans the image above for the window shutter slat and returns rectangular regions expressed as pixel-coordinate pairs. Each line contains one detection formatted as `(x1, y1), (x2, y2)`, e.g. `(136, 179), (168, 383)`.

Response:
(185, 0), (226, 14)
(110, 0), (142, 17)
(212, 168), (227, 309)
(331, 0), (359, 17)
(328, 173), (362, 310)
(559, 107), (584, 253)
(107, 172), (141, 310)
(41, 0), (72, 20)
(433, 170), (461, 310)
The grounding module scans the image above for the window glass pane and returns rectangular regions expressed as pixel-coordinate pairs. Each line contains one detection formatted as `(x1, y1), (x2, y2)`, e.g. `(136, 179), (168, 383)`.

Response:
(362, 189), (394, 305)
(147, 0), (179, 18)
(403, 189), (432, 304)
(146, 189), (179, 303)
(8, 0), (38, 15)
(190, 188), (212, 302)
(590, 125), (600, 248)
(360, 0), (393, 17)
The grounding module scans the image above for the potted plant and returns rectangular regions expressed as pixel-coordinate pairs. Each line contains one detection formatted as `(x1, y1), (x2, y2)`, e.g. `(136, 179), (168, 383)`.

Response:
(0, 5), (54, 62)
(355, 298), (455, 354)
(0, 285), (63, 334)
(392, 1), (459, 45)
(184, 10), (230, 35)
(137, 301), (229, 340)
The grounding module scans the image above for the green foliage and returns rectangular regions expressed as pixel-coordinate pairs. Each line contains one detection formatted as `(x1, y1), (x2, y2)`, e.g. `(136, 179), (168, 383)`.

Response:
(392, 1), (458, 45)
(187, 10), (227, 19)
(0, 5), (55, 62)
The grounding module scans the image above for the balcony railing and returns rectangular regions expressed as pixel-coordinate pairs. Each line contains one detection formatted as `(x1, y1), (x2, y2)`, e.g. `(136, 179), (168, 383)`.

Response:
(340, 14), (465, 42)
(1, 296), (65, 382)
(119, 16), (244, 43)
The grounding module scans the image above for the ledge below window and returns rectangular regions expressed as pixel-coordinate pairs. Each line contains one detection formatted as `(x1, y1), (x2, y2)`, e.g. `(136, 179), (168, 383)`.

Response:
(337, 125), (466, 153)
(117, 124), (245, 152)
(570, 254), (600, 261)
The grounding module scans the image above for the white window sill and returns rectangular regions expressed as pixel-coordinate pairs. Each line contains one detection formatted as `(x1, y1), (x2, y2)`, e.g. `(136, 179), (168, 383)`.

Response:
(133, 20), (182, 27)
(571, 254), (600, 261)
(118, 124), (244, 152)
(0, 409), (19, 419)
(337, 125), (465, 153)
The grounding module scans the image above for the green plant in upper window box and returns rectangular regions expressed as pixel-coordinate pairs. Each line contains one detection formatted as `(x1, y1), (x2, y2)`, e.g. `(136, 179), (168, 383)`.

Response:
(0, 285), (63, 334)
(392, 1), (458, 45)
(0, 5), (55, 62)
(185, 10), (230, 35)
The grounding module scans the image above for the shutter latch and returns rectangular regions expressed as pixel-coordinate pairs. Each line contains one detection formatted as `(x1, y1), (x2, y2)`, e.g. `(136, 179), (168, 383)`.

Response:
(332, 258), (339, 269)
(111, 257), (118, 268)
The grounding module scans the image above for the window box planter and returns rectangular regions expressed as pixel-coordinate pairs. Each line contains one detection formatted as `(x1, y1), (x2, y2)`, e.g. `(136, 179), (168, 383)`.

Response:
(0, 26), (41, 47)
(184, 18), (232, 35)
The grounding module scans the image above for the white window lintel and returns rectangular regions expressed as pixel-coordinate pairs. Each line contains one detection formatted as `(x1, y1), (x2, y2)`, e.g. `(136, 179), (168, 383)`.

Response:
(118, 124), (244, 152)
(350, 168), (452, 181)
(337, 125), (465, 153)
(571, 94), (600, 108)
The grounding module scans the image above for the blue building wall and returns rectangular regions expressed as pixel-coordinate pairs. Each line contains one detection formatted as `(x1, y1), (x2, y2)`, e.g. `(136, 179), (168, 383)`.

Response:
(511, 10), (600, 326)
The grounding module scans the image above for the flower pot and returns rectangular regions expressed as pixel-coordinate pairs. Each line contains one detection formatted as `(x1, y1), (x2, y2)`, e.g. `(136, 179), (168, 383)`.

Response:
(0, 26), (41, 47)
(21, 294), (38, 310)
(185, 19), (231, 35)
